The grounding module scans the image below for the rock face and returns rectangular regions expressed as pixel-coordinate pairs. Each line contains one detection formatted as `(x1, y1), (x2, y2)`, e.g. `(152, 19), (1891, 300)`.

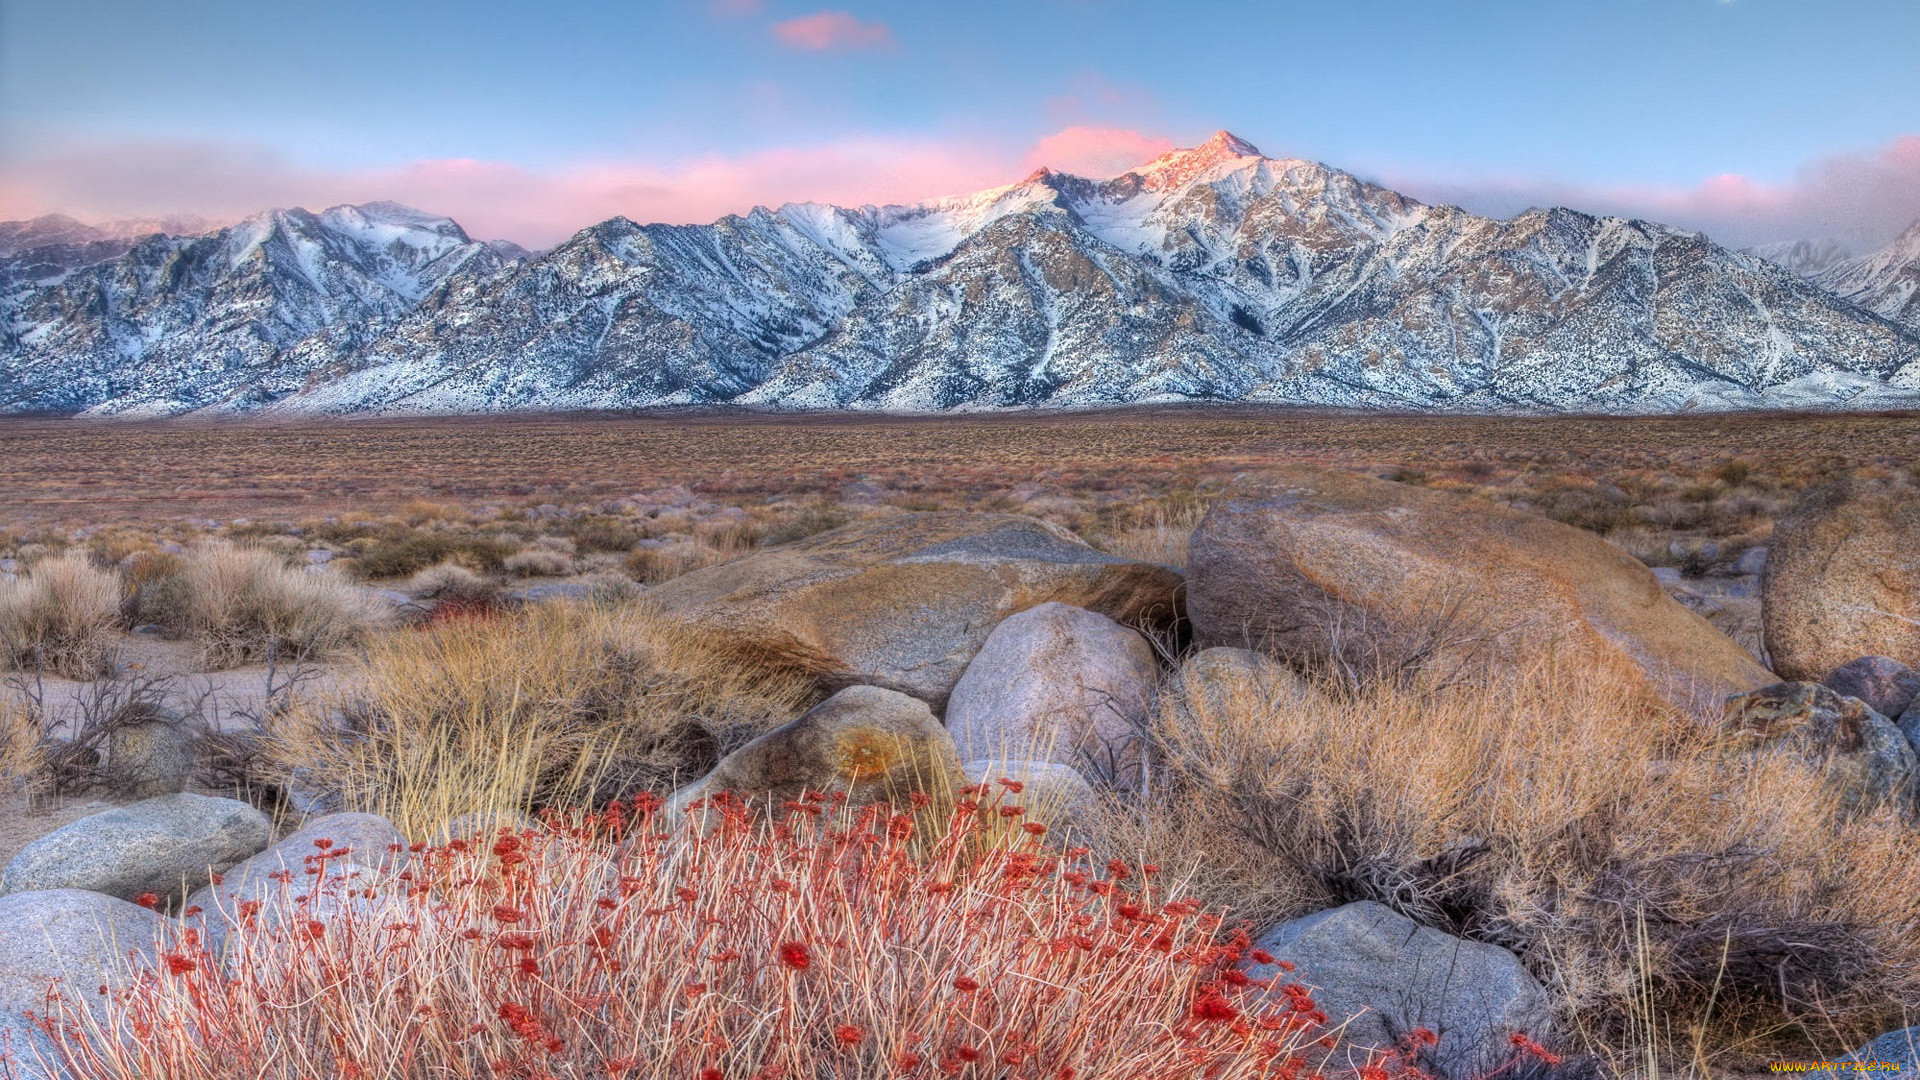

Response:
(1723, 682), (1916, 813)
(1245, 901), (1554, 1079)
(185, 812), (408, 957)
(1763, 478), (1920, 681)
(1821, 656), (1920, 721)
(0, 889), (170, 1028)
(0, 793), (271, 904)
(649, 513), (1183, 708)
(106, 719), (195, 797)
(1186, 468), (1774, 713)
(944, 602), (1159, 782)
(1177, 646), (1314, 708)
(959, 759), (1097, 832)
(670, 685), (965, 812)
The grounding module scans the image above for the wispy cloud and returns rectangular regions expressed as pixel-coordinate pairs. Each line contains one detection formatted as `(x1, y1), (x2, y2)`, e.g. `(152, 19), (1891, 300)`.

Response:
(1383, 135), (1920, 249)
(7, 129), (1915, 253)
(772, 11), (895, 51)
(0, 127), (1171, 246)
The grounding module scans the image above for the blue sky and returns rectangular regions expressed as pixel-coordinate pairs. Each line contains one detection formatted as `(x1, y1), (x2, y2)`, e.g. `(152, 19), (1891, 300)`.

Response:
(2, 0), (1916, 246)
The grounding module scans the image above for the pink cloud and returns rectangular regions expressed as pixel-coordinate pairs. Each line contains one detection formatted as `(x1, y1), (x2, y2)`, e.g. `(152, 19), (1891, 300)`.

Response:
(11, 128), (1909, 255)
(1384, 135), (1920, 249)
(0, 130), (1176, 247)
(1022, 126), (1176, 179)
(772, 11), (895, 51)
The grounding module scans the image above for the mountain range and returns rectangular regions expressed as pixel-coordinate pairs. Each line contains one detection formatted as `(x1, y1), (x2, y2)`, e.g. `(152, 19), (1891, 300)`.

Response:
(4, 131), (1919, 416)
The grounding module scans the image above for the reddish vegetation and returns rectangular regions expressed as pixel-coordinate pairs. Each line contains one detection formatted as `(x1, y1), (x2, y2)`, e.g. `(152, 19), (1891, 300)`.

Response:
(15, 789), (1559, 1079)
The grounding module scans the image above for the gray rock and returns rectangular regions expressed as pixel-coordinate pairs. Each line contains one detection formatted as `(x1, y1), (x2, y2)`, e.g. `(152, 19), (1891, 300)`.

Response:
(648, 513), (1183, 710)
(1822, 656), (1920, 722)
(105, 721), (194, 797)
(502, 582), (594, 605)
(962, 759), (1096, 834)
(1650, 566), (1685, 587)
(1, 794), (271, 904)
(1246, 901), (1553, 1079)
(184, 812), (407, 958)
(1734, 546), (1768, 576)
(0, 1008), (62, 1080)
(670, 685), (966, 814)
(1178, 647), (1313, 705)
(1724, 682), (1917, 814)
(1855, 1027), (1920, 1069)
(944, 602), (1158, 784)
(0, 890), (170, 1027)
(304, 548), (334, 565)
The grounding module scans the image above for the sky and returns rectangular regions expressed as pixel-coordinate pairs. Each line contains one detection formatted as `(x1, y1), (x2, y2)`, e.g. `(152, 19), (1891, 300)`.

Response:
(2, 0), (1917, 249)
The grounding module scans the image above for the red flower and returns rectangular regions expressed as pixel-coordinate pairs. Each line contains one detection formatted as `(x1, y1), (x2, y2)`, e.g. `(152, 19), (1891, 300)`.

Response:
(1191, 986), (1240, 1023)
(896, 1051), (923, 1068)
(778, 941), (811, 971)
(1022, 822), (1047, 836)
(492, 904), (525, 924)
(951, 975), (980, 992)
(700, 1069), (723, 1080)
(162, 952), (195, 976)
(834, 1023), (863, 1047)
(134, 893), (160, 910)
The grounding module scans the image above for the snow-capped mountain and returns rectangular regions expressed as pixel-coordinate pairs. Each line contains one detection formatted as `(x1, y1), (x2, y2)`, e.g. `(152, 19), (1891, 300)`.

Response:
(5, 133), (1920, 415)
(1814, 220), (1920, 330)
(0, 202), (513, 413)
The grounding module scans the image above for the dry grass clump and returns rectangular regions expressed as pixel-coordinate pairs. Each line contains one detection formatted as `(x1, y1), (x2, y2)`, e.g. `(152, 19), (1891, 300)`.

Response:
(264, 601), (812, 838)
(1095, 654), (1920, 1065)
(23, 800), (1444, 1080)
(179, 544), (383, 668)
(503, 547), (573, 577)
(0, 549), (122, 678)
(0, 698), (46, 795)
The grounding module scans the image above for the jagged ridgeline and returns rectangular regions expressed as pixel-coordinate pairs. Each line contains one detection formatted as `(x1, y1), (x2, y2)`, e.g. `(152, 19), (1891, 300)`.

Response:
(4, 133), (1919, 415)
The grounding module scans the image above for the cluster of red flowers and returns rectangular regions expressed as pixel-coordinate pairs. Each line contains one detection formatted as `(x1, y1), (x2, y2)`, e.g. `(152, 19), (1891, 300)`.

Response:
(16, 789), (1558, 1080)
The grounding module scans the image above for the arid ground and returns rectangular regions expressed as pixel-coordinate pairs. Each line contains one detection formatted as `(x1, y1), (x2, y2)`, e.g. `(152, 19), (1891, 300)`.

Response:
(6, 407), (1916, 526)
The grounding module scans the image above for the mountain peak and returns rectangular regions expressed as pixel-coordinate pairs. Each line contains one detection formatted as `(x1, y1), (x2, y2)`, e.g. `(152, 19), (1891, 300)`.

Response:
(1129, 130), (1266, 189)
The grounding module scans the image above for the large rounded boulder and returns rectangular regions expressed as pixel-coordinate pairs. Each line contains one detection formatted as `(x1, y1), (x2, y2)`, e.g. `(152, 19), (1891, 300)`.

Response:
(0, 889), (171, 1026)
(185, 812), (408, 959)
(1, 793), (271, 905)
(944, 602), (1159, 783)
(647, 513), (1183, 708)
(1187, 468), (1773, 714)
(1763, 478), (1920, 681)
(669, 685), (966, 813)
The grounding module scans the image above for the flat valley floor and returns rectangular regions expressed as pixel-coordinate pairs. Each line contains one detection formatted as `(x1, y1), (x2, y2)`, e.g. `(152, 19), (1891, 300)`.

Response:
(5, 407), (1919, 527)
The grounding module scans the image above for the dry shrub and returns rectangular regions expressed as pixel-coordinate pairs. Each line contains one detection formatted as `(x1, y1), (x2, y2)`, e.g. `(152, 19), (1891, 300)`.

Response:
(0, 550), (122, 678)
(23, 803), (1454, 1080)
(265, 601), (811, 838)
(0, 698), (46, 795)
(1095, 654), (1920, 1064)
(182, 544), (383, 668)
(761, 503), (854, 546)
(402, 561), (498, 606)
(503, 548), (573, 577)
(1096, 500), (1208, 567)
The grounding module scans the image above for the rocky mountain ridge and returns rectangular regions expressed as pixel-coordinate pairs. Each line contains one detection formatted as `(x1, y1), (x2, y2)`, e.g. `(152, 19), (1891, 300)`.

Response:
(5, 132), (1919, 415)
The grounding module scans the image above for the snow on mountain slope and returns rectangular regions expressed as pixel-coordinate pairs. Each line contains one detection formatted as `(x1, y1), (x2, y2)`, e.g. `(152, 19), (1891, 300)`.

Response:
(1816, 220), (1920, 330)
(5, 134), (1919, 416)
(0, 204), (513, 413)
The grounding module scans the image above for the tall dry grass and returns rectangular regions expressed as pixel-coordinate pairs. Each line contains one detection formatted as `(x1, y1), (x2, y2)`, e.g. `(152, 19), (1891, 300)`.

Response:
(0, 550), (121, 678)
(181, 544), (384, 668)
(22, 801), (1440, 1080)
(1095, 652), (1920, 1066)
(264, 601), (812, 838)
